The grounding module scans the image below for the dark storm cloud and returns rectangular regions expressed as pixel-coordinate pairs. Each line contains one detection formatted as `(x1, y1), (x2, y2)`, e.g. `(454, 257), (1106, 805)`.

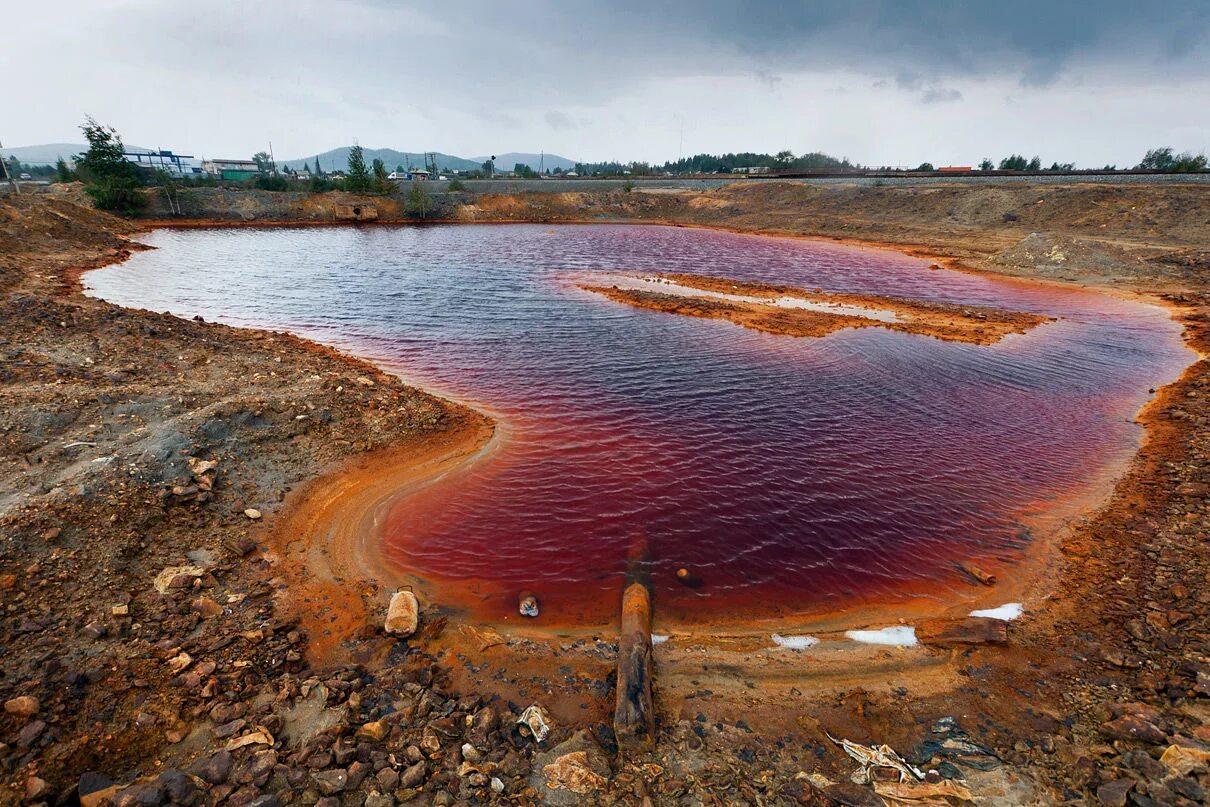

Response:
(400, 0), (1210, 90)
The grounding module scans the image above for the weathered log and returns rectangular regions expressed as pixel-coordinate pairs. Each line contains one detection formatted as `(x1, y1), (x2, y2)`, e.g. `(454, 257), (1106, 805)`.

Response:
(614, 580), (655, 752)
(615, 528), (654, 753)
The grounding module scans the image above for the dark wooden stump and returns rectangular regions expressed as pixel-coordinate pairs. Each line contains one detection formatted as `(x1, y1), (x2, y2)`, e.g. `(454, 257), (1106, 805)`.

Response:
(614, 530), (655, 753)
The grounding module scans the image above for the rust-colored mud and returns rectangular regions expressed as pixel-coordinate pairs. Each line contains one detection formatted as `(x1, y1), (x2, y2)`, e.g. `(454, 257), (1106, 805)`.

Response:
(269, 412), (496, 663)
(585, 271), (1050, 345)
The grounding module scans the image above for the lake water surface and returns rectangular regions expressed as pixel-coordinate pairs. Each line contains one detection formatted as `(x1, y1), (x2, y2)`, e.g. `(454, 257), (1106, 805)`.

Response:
(85, 224), (1191, 623)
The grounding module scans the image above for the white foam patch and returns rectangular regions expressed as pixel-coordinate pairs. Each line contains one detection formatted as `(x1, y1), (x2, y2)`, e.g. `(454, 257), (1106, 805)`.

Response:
(652, 634), (670, 645)
(845, 626), (918, 647)
(969, 603), (1023, 621)
(771, 633), (820, 650)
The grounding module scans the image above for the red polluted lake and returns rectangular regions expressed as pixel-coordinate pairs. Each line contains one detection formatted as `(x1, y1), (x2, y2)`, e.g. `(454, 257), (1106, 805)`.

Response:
(85, 224), (1192, 625)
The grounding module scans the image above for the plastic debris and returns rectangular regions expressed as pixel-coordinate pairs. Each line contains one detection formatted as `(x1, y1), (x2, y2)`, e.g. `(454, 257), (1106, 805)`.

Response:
(846, 626), (918, 646)
(517, 703), (552, 744)
(827, 732), (926, 784)
(519, 591), (539, 618)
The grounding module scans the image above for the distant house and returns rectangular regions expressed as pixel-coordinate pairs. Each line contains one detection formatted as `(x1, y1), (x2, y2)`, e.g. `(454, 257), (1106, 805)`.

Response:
(938, 166), (973, 173)
(202, 159), (261, 180)
(731, 166), (771, 175)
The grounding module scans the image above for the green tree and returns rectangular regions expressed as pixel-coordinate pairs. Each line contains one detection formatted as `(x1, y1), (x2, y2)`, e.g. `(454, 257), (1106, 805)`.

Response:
(251, 151), (273, 172)
(1138, 147), (1175, 170)
(1137, 147), (1207, 172)
(998, 154), (1029, 171)
(345, 145), (371, 192)
(978, 158), (994, 171)
(914, 162), (935, 171)
(314, 157), (323, 176)
(406, 185), (428, 218)
(74, 116), (145, 215)
(513, 162), (538, 178)
(55, 157), (74, 183)
(372, 158), (391, 192)
(1027, 156), (1042, 171)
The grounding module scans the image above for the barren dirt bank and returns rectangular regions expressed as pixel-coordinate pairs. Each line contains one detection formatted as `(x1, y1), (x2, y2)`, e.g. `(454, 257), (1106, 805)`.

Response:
(1, 185), (1208, 806)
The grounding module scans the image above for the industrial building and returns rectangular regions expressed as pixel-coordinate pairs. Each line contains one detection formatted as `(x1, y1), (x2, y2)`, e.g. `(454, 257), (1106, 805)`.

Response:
(201, 159), (261, 180)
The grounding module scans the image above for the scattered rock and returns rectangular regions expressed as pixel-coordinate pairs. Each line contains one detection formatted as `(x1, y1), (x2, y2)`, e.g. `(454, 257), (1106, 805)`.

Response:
(4, 695), (39, 717)
(23, 777), (48, 802)
(384, 590), (419, 637)
(356, 719), (389, 742)
(400, 761), (427, 789)
(1101, 714), (1167, 745)
(153, 565), (206, 594)
(920, 617), (1008, 646)
(243, 508), (262, 520)
(519, 591), (539, 617)
(168, 651), (193, 673)
(1096, 778), (1134, 806)
(312, 769), (348, 796)
(534, 730), (611, 804)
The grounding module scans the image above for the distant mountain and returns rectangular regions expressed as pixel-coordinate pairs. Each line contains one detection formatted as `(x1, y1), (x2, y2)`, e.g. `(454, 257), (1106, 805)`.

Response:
(471, 153), (577, 172)
(10, 142), (583, 173)
(2, 142), (155, 165)
(279, 147), (482, 174)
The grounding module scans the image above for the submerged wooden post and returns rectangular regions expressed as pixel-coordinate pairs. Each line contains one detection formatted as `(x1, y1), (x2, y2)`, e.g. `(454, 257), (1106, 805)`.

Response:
(614, 530), (655, 753)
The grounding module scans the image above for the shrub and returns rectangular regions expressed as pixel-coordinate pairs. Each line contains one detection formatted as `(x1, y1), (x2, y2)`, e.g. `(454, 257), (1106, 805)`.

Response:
(254, 174), (290, 191)
(74, 116), (146, 215)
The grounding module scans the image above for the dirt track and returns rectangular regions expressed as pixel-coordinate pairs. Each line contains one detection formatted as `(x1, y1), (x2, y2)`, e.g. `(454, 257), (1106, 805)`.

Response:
(2, 183), (1209, 806)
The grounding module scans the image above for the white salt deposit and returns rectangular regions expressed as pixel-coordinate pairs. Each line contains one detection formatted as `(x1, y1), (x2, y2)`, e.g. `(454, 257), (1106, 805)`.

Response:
(969, 602), (1023, 621)
(845, 626), (918, 647)
(771, 633), (820, 650)
(652, 634), (670, 645)
(617, 276), (901, 323)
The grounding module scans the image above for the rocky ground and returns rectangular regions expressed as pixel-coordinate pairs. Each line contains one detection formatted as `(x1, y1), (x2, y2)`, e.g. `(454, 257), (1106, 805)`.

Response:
(0, 184), (1208, 806)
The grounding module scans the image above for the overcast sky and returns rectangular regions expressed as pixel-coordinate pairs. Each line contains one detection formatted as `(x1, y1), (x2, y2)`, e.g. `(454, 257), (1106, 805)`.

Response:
(7, 0), (1210, 166)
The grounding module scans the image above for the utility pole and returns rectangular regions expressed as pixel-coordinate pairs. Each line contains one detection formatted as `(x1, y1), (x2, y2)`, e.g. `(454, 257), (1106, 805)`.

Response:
(0, 141), (20, 194)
